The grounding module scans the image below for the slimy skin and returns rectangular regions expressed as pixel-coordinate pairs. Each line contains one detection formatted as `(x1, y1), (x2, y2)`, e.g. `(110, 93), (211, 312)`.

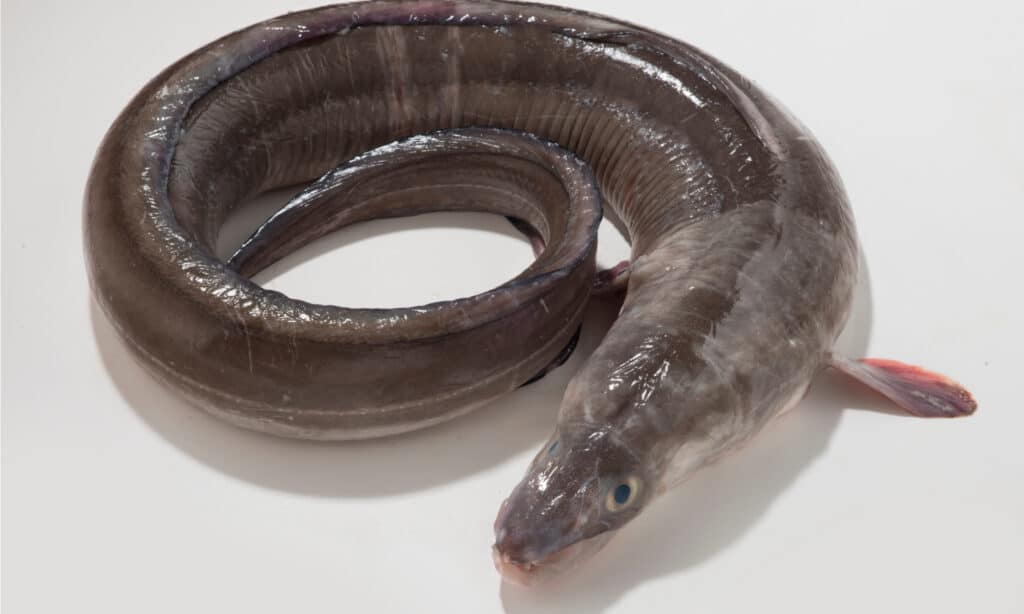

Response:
(84, 1), (975, 585)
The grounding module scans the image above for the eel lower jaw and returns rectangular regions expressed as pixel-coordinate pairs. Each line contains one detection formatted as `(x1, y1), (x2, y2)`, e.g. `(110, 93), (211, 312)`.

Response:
(492, 532), (614, 586)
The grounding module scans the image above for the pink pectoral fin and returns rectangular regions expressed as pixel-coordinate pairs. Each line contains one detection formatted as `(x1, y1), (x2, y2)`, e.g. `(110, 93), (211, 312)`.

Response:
(829, 356), (977, 418)
(593, 260), (630, 296)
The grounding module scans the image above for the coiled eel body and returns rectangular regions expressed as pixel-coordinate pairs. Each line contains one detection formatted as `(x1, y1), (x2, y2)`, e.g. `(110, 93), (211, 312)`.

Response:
(85, 0), (975, 584)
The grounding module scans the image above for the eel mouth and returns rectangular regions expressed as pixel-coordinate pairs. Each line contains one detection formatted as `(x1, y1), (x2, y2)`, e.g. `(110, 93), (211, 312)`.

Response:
(491, 532), (614, 586)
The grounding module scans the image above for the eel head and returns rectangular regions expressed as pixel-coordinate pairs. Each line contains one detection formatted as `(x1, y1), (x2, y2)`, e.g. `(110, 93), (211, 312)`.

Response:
(492, 424), (651, 585)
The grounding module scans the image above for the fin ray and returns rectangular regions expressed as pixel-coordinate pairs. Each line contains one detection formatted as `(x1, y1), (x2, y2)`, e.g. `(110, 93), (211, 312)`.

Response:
(829, 356), (977, 418)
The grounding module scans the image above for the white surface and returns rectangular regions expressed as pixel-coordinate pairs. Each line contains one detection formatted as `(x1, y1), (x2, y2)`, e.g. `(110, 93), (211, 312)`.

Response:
(2, 1), (1022, 612)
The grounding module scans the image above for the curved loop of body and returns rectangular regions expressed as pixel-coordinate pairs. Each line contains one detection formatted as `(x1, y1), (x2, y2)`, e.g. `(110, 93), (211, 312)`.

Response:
(85, 1), (973, 584)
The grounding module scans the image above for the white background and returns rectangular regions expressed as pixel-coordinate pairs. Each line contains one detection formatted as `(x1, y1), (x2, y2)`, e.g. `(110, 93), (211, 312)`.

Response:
(3, 1), (1022, 612)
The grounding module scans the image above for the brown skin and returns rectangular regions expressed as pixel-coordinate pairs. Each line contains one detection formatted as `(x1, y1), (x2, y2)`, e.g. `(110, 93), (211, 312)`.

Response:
(86, 1), (865, 580)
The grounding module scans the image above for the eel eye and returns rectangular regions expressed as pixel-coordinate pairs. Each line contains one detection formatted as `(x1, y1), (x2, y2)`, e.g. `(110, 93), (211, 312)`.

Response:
(605, 476), (640, 512)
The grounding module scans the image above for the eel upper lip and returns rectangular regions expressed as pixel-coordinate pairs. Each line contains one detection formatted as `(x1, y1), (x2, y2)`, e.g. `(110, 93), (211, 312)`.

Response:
(492, 545), (547, 586)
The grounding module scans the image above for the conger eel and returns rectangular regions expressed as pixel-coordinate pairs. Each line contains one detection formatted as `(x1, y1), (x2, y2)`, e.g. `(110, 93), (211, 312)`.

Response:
(84, 0), (976, 584)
